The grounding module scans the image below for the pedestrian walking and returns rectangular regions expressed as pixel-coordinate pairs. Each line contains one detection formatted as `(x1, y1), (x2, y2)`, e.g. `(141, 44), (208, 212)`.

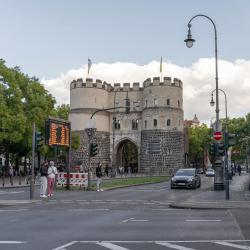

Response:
(105, 164), (109, 177)
(237, 165), (242, 176)
(9, 163), (14, 186)
(47, 161), (57, 197)
(40, 161), (48, 198)
(96, 163), (103, 191)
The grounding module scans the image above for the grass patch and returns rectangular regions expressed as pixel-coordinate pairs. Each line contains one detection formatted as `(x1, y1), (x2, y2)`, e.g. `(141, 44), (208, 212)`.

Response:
(56, 176), (169, 191)
(102, 176), (169, 190)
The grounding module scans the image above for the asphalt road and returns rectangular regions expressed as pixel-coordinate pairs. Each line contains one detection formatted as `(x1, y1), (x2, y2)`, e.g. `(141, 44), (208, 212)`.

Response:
(0, 176), (249, 250)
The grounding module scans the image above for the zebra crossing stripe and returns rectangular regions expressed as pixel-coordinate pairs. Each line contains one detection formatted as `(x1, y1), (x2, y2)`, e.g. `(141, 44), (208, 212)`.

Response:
(215, 241), (250, 249)
(96, 242), (130, 250)
(156, 242), (197, 250)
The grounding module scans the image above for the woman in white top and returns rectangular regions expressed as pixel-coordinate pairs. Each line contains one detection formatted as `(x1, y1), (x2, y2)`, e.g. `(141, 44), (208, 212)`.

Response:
(47, 161), (57, 197)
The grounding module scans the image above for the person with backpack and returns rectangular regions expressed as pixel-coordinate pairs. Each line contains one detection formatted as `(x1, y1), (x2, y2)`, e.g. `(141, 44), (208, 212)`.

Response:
(47, 161), (57, 197)
(40, 160), (48, 198)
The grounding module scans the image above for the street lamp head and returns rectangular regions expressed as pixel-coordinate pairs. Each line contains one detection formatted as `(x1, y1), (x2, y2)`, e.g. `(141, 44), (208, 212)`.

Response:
(184, 24), (195, 48)
(210, 94), (215, 107)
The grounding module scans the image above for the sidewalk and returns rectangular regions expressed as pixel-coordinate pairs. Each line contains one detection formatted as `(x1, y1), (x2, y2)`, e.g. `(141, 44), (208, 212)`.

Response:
(0, 176), (39, 189)
(170, 172), (250, 209)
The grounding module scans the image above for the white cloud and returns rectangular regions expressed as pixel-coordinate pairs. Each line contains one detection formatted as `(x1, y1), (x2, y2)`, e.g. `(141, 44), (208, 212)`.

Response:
(41, 58), (250, 123)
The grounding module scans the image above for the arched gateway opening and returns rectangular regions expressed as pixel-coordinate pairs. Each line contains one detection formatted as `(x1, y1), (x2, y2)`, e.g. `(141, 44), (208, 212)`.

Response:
(116, 139), (138, 174)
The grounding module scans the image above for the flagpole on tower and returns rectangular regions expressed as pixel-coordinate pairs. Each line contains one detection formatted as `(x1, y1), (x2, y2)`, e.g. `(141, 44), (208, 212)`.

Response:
(160, 56), (163, 82)
(87, 58), (92, 79)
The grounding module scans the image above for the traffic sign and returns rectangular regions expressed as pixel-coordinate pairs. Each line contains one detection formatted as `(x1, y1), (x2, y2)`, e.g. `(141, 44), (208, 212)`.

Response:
(214, 131), (222, 141)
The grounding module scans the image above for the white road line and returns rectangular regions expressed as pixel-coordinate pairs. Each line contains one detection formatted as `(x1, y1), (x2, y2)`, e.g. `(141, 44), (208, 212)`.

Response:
(156, 242), (197, 250)
(52, 241), (78, 250)
(185, 220), (221, 222)
(215, 241), (250, 249)
(97, 242), (130, 250)
(0, 209), (28, 212)
(0, 241), (26, 244)
(94, 208), (110, 211)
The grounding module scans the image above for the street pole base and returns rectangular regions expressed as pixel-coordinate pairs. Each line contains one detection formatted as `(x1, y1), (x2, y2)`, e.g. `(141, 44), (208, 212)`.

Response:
(214, 183), (224, 190)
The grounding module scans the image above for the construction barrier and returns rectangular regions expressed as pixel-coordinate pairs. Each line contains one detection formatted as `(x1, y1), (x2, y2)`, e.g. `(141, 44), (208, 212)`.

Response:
(56, 172), (88, 188)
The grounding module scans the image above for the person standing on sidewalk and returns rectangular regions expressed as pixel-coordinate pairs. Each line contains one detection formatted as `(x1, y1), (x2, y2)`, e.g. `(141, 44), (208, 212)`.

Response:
(96, 163), (103, 191)
(237, 165), (242, 176)
(47, 161), (57, 197)
(40, 161), (48, 198)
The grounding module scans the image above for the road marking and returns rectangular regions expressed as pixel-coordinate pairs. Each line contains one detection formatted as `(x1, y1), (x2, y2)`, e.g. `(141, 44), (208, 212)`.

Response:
(185, 220), (221, 222)
(156, 242), (197, 250)
(121, 218), (148, 223)
(0, 209), (28, 212)
(152, 208), (184, 211)
(52, 241), (78, 250)
(215, 241), (250, 249)
(0, 241), (26, 244)
(97, 242), (130, 250)
(94, 208), (110, 211)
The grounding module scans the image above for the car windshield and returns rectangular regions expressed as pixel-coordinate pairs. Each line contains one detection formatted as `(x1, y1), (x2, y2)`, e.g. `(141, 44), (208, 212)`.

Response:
(175, 169), (195, 176)
(207, 169), (214, 172)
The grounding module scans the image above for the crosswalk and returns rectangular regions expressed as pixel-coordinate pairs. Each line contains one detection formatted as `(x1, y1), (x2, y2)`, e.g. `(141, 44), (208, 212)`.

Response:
(53, 240), (250, 250)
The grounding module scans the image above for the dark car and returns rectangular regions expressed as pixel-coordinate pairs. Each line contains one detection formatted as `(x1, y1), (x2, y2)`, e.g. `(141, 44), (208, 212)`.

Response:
(171, 168), (201, 189)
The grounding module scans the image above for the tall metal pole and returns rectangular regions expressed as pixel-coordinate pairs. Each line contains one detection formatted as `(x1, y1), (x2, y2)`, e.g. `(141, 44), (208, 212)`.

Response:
(211, 88), (228, 197)
(186, 14), (223, 190)
(112, 89), (119, 176)
(66, 124), (71, 190)
(30, 122), (35, 200)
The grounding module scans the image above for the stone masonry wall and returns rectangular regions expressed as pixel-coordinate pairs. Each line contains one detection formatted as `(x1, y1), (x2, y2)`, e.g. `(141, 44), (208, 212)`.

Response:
(71, 130), (110, 172)
(140, 130), (184, 175)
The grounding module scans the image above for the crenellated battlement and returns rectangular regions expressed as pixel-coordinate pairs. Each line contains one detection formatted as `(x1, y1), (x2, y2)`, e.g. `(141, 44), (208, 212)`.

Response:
(70, 76), (182, 92)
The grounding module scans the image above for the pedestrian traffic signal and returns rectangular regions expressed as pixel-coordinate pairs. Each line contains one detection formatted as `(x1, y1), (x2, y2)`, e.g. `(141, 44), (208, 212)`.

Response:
(209, 142), (216, 156)
(218, 143), (225, 156)
(35, 131), (43, 151)
(125, 97), (130, 114)
(90, 143), (98, 157)
(225, 132), (236, 148)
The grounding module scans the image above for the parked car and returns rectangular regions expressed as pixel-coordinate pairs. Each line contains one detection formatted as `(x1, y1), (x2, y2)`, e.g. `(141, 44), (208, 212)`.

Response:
(171, 168), (201, 189)
(206, 168), (215, 177)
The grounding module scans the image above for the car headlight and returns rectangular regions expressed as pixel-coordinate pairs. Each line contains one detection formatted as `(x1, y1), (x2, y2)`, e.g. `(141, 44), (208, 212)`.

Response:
(188, 178), (194, 182)
(171, 177), (176, 182)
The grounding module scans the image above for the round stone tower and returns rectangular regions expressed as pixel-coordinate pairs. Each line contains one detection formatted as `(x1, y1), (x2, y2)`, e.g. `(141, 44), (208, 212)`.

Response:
(69, 78), (112, 168)
(140, 77), (184, 175)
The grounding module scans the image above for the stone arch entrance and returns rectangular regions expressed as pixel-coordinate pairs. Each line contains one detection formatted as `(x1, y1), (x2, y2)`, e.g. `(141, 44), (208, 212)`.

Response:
(116, 139), (139, 174)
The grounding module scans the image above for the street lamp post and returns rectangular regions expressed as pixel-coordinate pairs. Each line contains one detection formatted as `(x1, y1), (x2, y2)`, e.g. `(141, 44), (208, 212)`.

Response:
(184, 14), (224, 190)
(112, 88), (120, 177)
(210, 88), (229, 199)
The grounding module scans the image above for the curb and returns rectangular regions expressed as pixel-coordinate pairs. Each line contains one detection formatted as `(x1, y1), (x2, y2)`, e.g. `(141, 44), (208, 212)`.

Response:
(169, 201), (250, 210)
(0, 184), (39, 189)
(0, 200), (41, 206)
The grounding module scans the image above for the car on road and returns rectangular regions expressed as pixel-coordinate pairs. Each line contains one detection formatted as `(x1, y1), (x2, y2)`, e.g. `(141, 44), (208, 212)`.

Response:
(206, 168), (215, 177)
(171, 168), (201, 189)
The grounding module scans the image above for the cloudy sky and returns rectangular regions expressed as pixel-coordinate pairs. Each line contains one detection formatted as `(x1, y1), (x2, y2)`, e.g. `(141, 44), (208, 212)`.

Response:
(1, 0), (250, 123)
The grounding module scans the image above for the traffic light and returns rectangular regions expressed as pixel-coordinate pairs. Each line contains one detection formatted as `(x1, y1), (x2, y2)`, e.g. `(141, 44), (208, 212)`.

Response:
(125, 97), (130, 114)
(113, 117), (117, 129)
(35, 131), (43, 151)
(90, 143), (98, 157)
(225, 132), (236, 148)
(209, 142), (216, 156)
(218, 143), (225, 156)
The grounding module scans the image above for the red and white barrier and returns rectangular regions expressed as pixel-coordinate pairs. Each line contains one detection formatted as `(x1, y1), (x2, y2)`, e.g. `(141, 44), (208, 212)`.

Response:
(56, 172), (88, 188)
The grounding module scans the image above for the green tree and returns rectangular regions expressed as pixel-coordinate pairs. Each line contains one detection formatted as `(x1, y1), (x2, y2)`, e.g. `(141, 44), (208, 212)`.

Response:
(188, 125), (212, 168)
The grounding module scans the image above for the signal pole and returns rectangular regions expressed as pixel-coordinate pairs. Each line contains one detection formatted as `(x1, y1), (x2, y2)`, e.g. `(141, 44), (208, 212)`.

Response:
(30, 122), (35, 200)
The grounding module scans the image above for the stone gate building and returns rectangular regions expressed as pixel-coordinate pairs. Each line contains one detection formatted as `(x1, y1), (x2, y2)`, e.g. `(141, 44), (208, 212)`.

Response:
(69, 76), (184, 175)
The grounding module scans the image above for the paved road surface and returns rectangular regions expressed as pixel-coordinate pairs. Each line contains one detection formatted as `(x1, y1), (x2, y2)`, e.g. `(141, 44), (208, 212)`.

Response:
(0, 176), (249, 250)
